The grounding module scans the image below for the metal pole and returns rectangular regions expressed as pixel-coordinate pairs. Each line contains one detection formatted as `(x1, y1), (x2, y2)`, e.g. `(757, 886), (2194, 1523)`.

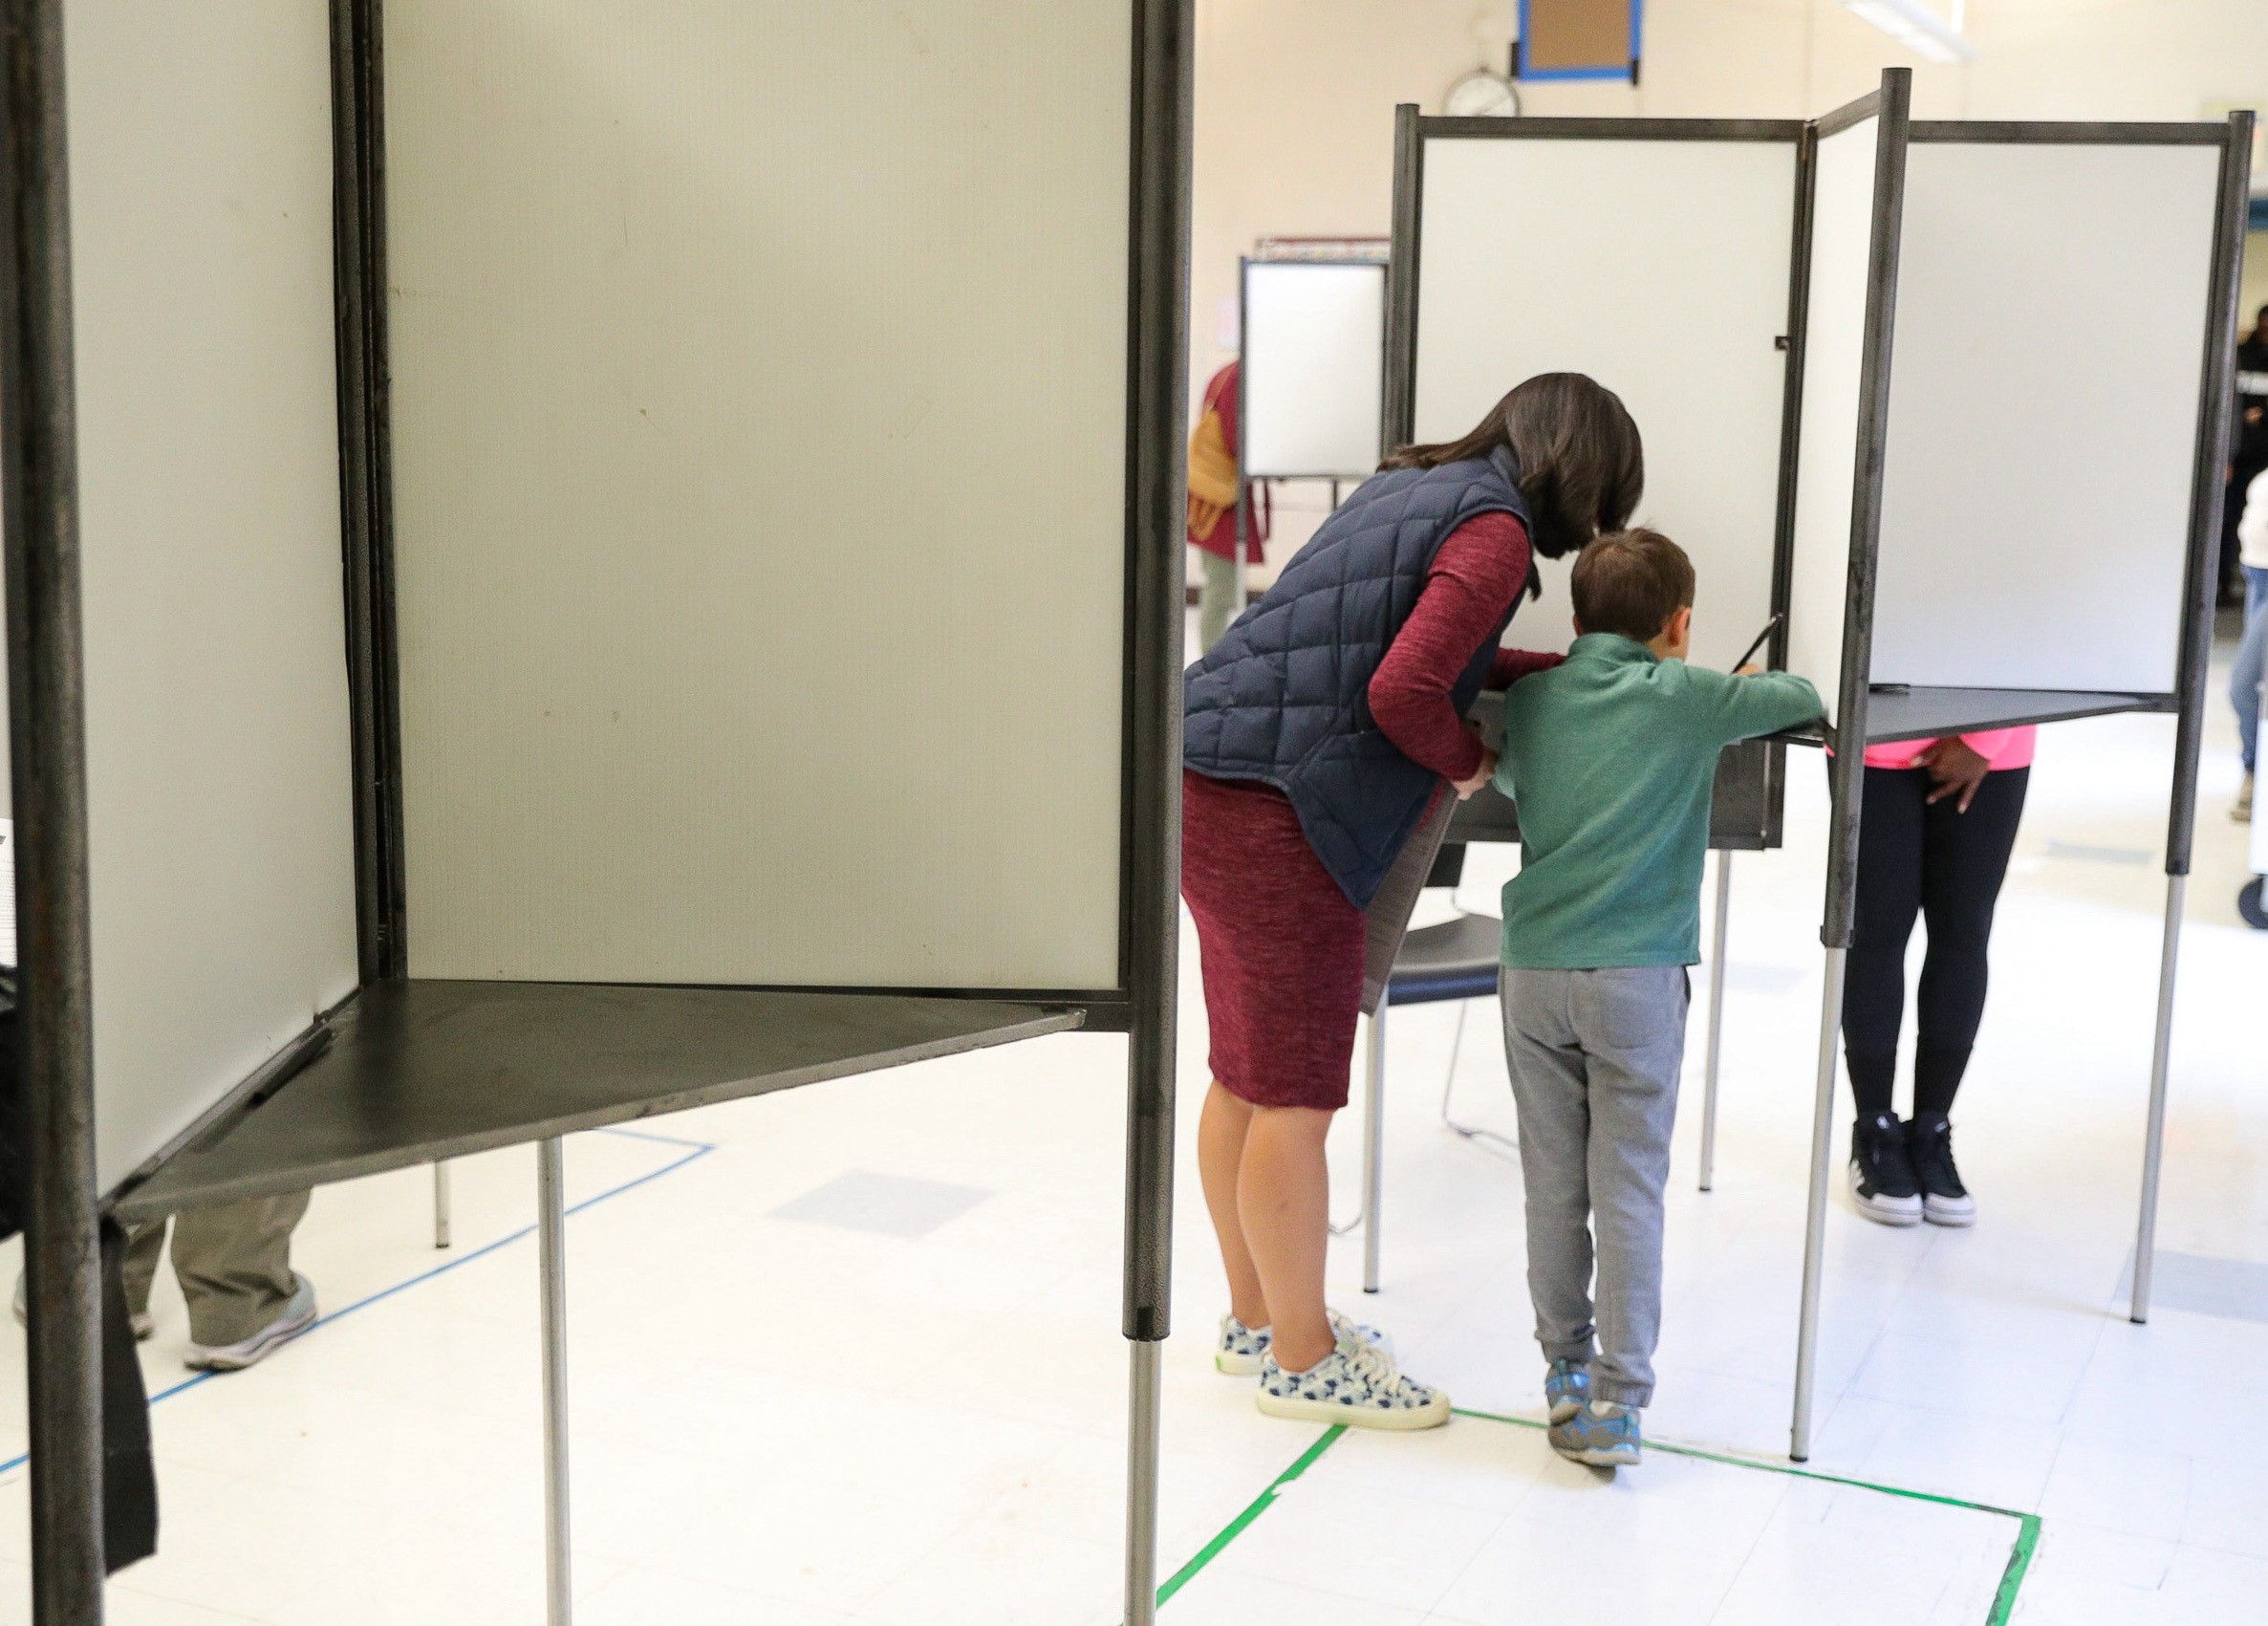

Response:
(1121, 2), (1190, 1621)
(2130, 875), (2186, 1323)
(1700, 850), (1732, 1192)
(1361, 1005), (1387, 1293)
(1124, 1340), (1162, 1623)
(0, 1), (108, 1615)
(536, 1138), (572, 1624)
(1790, 65), (1907, 1467)
(433, 1160), (451, 1248)
(1790, 947), (1846, 1463)
(2133, 116), (2250, 1326)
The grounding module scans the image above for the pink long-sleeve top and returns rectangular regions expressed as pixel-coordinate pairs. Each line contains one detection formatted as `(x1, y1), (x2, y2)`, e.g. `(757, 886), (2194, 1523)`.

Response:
(1863, 726), (2037, 772)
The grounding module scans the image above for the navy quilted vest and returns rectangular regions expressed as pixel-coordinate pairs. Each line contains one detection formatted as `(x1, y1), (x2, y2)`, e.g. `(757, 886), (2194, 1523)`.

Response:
(1183, 447), (1532, 908)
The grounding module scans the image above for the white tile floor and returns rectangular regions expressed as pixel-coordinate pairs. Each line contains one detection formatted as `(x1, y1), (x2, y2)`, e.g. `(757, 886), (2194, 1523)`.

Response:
(0, 640), (2264, 1623)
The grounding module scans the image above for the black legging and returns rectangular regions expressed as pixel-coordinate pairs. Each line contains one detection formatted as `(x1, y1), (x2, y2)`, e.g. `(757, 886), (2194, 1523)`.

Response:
(1843, 765), (2029, 1119)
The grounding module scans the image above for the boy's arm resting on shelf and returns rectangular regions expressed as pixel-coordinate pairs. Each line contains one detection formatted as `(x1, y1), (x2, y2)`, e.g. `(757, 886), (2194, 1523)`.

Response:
(1690, 666), (1825, 745)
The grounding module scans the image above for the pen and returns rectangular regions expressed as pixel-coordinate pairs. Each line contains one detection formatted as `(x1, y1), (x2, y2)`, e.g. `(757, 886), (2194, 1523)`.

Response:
(1733, 613), (1782, 673)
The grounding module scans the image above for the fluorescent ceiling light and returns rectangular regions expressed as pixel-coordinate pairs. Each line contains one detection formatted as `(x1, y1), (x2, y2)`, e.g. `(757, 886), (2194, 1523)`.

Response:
(1843, 0), (1977, 64)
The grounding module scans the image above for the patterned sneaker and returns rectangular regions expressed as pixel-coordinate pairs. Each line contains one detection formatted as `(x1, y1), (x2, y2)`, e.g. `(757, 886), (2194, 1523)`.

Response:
(1215, 1310), (1393, 1377)
(184, 1275), (316, 1373)
(1544, 1357), (1592, 1423)
(1255, 1334), (1449, 1430)
(1548, 1399), (1642, 1467)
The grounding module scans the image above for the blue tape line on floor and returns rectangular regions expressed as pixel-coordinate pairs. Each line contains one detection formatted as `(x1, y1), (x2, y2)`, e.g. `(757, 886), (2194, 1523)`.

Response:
(0, 1129), (715, 1479)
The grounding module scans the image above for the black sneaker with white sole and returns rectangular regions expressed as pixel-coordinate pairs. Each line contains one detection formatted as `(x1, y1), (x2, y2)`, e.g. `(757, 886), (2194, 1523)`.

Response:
(1907, 1114), (1975, 1227)
(1848, 1112), (1923, 1225)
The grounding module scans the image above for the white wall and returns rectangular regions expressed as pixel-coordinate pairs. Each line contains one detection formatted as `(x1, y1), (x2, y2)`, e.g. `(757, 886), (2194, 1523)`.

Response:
(1194, 0), (2268, 406)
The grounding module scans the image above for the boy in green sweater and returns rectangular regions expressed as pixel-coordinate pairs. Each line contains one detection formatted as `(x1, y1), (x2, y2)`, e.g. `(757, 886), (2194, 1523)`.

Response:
(1493, 529), (1822, 1467)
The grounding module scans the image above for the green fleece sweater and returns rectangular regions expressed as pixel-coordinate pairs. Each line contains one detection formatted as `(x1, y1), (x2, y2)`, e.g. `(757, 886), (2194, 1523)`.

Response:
(1496, 634), (1823, 969)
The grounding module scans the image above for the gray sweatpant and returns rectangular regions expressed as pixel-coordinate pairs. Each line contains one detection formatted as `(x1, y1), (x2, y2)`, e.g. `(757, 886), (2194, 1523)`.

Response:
(1501, 965), (1688, 1408)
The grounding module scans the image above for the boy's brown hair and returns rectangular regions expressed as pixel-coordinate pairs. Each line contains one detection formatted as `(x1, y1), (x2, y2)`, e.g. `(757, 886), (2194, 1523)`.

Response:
(1569, 528), (1694, 643)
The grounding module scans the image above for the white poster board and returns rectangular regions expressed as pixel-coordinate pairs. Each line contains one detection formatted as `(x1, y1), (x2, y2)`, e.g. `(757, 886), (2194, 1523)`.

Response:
(1783, 113), (1883, 721)
(1870, 140), (2221, 696)
(384, 0), (1133, 991)
(1242, 260), (1386, 480)
(1412, 137), (1795, 671)
(67, 1), (360, 1188)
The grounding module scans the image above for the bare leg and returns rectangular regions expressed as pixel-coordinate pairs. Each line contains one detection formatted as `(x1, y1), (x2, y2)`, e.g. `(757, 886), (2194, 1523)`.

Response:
(1198, 1082), (1269, 1328)
(1240, 1105), (1336, 1372)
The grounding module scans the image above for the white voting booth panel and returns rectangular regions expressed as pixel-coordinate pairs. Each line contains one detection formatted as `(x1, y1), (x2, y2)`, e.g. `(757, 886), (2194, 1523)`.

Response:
(66, 3), (360, 1190)
(385, 0), (1131, 990)
(10, 3), (1187, 1617)
(1870, 140), (2221, 696)
(1242, 260), (1387, 479)
(1783, 112), (1881, 722)
(1412, 137), (1793, 672)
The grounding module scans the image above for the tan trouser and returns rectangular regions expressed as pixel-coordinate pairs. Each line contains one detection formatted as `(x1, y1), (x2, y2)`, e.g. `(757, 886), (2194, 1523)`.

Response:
(1197, 549), (1239, 654)
(121, 1191), (310, 1347)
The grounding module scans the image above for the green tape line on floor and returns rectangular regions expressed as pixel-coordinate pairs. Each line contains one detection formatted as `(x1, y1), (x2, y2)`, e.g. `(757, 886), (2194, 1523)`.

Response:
(1152, 1423), (1346, 1608)
(1151, 1407), (2040, 1625)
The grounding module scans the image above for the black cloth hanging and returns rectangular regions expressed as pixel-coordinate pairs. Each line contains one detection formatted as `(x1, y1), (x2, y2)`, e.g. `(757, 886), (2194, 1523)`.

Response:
(0, 969), (159, 1572)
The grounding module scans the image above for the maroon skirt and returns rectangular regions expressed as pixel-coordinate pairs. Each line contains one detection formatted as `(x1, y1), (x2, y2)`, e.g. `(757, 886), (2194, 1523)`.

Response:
(1181, 770), (1365, 1111)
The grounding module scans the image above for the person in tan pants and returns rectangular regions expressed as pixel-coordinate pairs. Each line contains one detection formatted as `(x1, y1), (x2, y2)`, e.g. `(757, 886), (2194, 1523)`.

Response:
(19, 1191), (316, 1371)
(123, 1191), (317, 1370)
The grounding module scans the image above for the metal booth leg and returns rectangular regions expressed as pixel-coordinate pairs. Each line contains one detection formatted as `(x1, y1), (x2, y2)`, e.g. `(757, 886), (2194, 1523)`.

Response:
(4, 0), (112, 1614)
(1789, 947), (1847, 1463)
(1700, 850), (1732, 1192)
(2130, 874), (2188, 1323)
(1361, 1004), (1387, 1293)
(536, 1138), (572, 1623)
(433, 1160), (452, 1248)
(1124, 1340), (1163, 1623)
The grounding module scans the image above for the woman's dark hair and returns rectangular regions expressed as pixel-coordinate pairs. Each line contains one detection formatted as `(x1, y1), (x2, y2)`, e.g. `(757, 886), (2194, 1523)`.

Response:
(1381, 373), (1643, 560)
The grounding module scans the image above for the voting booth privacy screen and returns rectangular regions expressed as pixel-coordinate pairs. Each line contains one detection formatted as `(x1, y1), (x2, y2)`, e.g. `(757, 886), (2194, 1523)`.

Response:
(66, 4), (361, 1192)
(1407, 130), (1794, 677)
(51, 0), (1166, 1194)
(1870, 138), (2221, 697)
(1392, 102), (2240, 749)
(1240, 259), (1387, 481)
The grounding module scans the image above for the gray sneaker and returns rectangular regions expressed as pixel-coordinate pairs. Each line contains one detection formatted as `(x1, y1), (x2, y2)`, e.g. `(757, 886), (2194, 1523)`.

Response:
(1548, 1400), (1641, 1467)
(184, 1275), (316, 1372)
(12, 1270), (153, 1341)
(1544, 1357), (1592, 1423)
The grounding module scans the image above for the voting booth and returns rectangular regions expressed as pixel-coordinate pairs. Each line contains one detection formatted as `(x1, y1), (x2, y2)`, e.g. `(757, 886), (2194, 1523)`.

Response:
(1774, 75), (2250, 1462)
(1383, 99), (1802, 1237)
(1, 4), (1189, 1621)
(1385, 70), (2251, 1462)
(1230, 255), (1388, 609)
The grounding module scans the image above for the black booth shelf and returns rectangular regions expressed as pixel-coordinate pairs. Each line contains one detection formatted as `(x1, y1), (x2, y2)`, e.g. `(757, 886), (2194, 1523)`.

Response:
(112, 984), (1082, 1221)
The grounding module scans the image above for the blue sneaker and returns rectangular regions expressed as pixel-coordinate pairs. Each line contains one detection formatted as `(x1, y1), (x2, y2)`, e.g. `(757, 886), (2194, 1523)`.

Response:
(1548, 1400), (1641, 1467)
(1544, 1358), (1591, 1423)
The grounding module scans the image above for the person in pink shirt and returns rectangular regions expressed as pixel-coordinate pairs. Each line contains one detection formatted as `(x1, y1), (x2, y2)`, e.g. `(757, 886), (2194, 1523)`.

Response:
(1843, 726), (2036, 1227)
